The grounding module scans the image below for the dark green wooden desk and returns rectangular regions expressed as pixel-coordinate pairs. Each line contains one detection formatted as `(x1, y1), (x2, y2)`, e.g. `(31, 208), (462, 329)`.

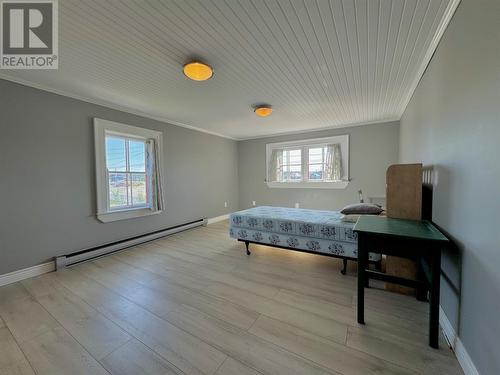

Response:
(353, 216), (449, 348)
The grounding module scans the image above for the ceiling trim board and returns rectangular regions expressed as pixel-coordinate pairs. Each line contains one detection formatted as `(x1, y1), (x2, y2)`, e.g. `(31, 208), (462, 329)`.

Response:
(237, 117), (400, 141)
(0, 75), (237, 141)
(397, 0), (461, 118)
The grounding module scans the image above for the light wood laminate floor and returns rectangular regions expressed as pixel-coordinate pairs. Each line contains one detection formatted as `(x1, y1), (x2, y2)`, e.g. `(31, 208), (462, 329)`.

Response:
(0, 221), (463, 375)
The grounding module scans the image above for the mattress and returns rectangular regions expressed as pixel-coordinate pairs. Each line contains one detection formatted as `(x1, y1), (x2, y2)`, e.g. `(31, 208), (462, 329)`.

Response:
(229, 206), (381, 261)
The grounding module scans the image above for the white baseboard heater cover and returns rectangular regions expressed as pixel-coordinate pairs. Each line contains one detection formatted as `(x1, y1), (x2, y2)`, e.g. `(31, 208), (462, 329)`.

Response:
(56, 218), (207, 269)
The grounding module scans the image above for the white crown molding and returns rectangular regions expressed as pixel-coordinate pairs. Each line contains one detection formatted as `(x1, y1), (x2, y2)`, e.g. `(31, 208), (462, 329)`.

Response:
(238, 118), (400, 141)
(0, 74), (237, 141)
(207, 214), (230, 225)
(0, 261), (55, 287)
(398, 0), (462, 118)
(440, 306), (480, 375)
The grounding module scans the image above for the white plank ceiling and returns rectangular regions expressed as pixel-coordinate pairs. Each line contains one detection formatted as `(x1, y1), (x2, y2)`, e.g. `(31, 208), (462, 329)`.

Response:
(0, 0), (459, 139)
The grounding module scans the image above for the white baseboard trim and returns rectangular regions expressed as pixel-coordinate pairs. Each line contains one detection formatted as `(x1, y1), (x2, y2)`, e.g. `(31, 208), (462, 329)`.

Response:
(440, 306), (480, 375)
(455, 339), (480, 375)
(207, 214), (230, 225)
(0, 261), (55, 287)
(439, 306), (457, 348)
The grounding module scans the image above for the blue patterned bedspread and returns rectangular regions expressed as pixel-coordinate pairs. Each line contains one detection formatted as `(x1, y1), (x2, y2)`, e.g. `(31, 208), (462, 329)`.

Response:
(229, 206), (381, 261)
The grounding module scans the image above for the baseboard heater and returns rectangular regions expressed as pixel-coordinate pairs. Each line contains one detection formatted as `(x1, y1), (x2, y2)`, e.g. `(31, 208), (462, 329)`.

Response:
(55, 218), (207, 269)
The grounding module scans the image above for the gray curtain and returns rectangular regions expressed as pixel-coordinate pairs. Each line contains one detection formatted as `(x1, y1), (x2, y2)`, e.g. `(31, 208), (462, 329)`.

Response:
(146, 139), (164, 211)
(325, 143), (343, 181)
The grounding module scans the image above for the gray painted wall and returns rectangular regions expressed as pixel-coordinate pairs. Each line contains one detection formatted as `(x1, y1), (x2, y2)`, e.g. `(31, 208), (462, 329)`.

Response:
(0, 79), (239, 275)
(399, 0), (499, 373)
(238, 122), (399, 211)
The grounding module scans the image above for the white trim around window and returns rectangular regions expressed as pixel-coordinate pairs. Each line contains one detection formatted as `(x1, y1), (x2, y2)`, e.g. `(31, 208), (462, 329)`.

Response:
(265, 135), (349, 189)
(94, 118), (164, 223)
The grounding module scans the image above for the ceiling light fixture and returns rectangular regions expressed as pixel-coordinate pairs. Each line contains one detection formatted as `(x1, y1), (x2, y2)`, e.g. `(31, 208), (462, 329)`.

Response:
(183, 61), (213, 81)
(254, 105), (273, 117)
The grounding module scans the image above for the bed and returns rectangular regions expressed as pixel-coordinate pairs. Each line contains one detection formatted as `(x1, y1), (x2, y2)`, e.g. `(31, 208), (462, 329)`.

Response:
(229, 206), (382, 274)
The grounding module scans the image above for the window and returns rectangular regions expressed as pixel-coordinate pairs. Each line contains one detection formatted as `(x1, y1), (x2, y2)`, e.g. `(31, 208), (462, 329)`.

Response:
(308, 146), (327, 181)
(94, 118), (163, 222)
(279, 149), (302, 182)
(106, 136), (148, 209)
(266, 135), (349, 189)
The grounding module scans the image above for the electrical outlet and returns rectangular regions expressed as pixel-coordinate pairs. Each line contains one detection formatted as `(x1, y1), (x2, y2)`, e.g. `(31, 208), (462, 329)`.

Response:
(295, 202), (300, 208)
(224, 201), (228, 208)
(252, 201), (256, 206)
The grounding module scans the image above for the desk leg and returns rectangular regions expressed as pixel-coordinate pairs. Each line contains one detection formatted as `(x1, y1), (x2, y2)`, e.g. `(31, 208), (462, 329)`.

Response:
(417, 259), (428, 302)
(429, 250), (441, 348)
(357, 234), (366, 324)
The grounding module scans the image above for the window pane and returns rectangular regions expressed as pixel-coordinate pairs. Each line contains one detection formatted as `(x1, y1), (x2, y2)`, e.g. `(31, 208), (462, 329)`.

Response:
(131, 173), (147, 205)
(288, 149), (301, 164)
(109, 173), (128, 207)
(286, 165), (302, 181)
(129, 140), (146, 172)
(308, 147), (323, 164)
(106, 137), (126, 172)
(282, 151), (289, 165)
(283, 165), (290, 181)
(309, 164), (323, 180)
(277, 166), (285, 182)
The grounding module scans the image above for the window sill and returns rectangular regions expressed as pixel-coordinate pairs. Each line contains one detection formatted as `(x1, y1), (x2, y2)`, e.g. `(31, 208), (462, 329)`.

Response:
(266, 181), (349, 189)
(97, 207), (162, 223)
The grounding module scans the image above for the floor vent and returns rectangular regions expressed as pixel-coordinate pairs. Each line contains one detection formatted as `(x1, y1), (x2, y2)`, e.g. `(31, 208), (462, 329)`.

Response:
(56, 218), (207, 269)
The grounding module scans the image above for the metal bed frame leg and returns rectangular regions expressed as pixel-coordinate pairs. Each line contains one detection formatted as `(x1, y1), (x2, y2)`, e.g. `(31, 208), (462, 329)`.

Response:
(244, 241), (251, 255)
(341, 258), (348, 275)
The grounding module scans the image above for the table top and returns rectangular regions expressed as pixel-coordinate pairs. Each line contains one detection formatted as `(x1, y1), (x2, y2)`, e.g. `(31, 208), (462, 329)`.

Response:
(353, 216), (448, 242)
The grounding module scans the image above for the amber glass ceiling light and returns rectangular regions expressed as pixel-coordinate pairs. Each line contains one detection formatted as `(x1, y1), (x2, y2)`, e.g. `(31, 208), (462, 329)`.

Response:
(254, 106), (273, 117)
(183, 62), (213, 81)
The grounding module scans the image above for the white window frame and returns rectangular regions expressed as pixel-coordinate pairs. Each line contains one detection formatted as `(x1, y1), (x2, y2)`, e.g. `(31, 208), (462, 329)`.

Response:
(265, 135), (349, 189)
(94, 118), (163, 222)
